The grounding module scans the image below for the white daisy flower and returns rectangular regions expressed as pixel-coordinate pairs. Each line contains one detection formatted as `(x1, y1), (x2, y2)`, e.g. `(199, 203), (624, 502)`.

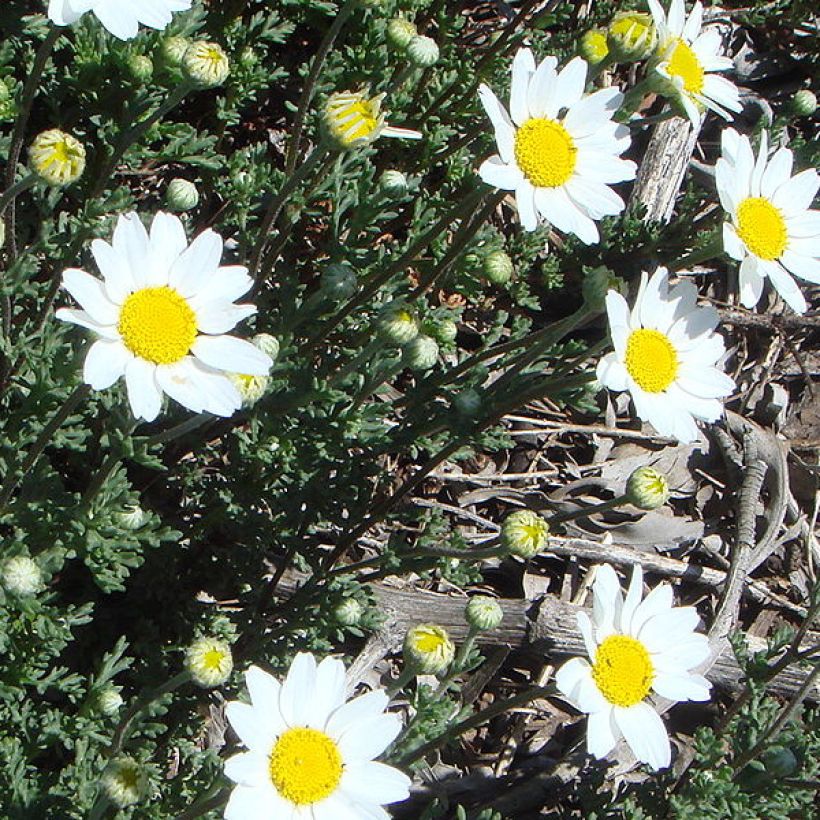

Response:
(224, 652), (411, 820)
(647, 0), (742, 124)
(716, 128), (820, 314)
(596, 266), (735, 443)
(56, 212), (271, 422)
(477, 48), (636, 243)
(555, 563), (711, 771)
(48, 0), (191, 41)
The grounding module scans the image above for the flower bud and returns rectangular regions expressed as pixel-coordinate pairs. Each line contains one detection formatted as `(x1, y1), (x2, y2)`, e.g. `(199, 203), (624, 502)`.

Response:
(184, 636), (234, 688)
(101, 757), (146, 808)
(579, 29), (610, 65)
(402, 334), (439, 371)
(403, 624), (455, 674)
(1, 555), (42, 596)
(761, 746), (798, 778)
(322, 90), (385, 150)
(165, 178), (199, 212)
(29, 129), (86, 186)
(379, 169), (408, 197)
(252, 333), (280, 361)
(96, 687), (124, 716)
(116, 504), (146, 530)
(239, 47), (257, 69)
(482, 249), (514, 285)
(159, 35), (190, 67)
(387, 17), (417, 50)
(182, 41), (230, 88)
(606, 12), (656, 63)
(465, 596), (503, 631)
(432, 318), (458, 344)
(407, 35), (440, 68)
(582, 266), (626, 311)
(0, 82), (14, 121)
(127, 54), (153, 83)
(500, 510), (550, 558)
(791, 89), (817, 117)
(378, 305), (418, 345)
(625, 466), (670, 510)
(452, 387), (482, 417)
(320, 263), (357, 300)
(334, 598), (363, 627)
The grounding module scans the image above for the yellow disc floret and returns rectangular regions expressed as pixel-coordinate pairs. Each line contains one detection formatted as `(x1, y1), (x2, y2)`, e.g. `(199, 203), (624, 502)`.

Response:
(591, 634), (654, 707)
(624, 328), (679, 393)
(117, 286), (197, 364)
(666, 39), (704, 94)
(735, 197), (788, 260)
(268, 727), (343, 806)
(514, 118), (577, 188)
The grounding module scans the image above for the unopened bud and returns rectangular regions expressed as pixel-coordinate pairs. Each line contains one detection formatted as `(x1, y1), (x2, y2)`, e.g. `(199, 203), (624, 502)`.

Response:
(183, 41), (230, 88)
(625, 466), (669, 510)
(465, 596), (503, 631)
(387, 17), (417, 50)
(482, 250), (514, 285)
(101, 757), (146, 808)
(165, 178), (199, 212)
(127, 54), (153, 83)
(607, 12), (656, 63)
(579, 29), (610, 66)
(379, 169), (408, 197)
(334, 598), (363, 626)
(159, 35), (190, 67)
(402, 334), (439, 371)
(378, 305), (418, 345)
(500, 510), (550, 558)
(184, 636), (234, 688)
(29, 129), (86, 186)
(407, 35), (440, 68)
(403, 624), (455, 674)
(1, 555), (42, 596)
(321, 263), (357, 300)
(791, 89), (817, 117)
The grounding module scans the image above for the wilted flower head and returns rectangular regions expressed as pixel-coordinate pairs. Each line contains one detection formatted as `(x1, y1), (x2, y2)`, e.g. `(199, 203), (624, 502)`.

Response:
(48, 0), (192, 40)
(322, 90), (422, 150)
(404, 624), (455, 674)
(29, 129), (86, 186)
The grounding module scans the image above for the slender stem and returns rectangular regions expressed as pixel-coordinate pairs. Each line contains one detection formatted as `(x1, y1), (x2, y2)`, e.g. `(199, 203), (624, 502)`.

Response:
(330, 336), (386, 386)
(547, 495), (629, 526)
(284, 0), (357, 175)
(419, 543), (502, 561)
(0, 173), (37, 216)
(672, 233), (724, 271)
(174, 787), (231, 820)
(394, 683), (553, 766)
(249, 145), (329, 280)
(146, 412), (213, 447)
(386, 666), (417, 698)
(434, 625), (479, 696)
(0, 384), (89, 512)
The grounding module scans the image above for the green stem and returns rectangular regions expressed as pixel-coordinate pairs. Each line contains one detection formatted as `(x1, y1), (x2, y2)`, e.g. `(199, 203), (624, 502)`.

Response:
(345, 357), (404, 415)
(547, 494), (629, 526)
(174, 787), (231, 820)
(394, 683), (553, 766)
(419, 542), (502, 561)
(386, 665), (417, 698)
(0, 173), (37, 216)
(672, 233), (724, 271)
(434, 625), (479, 696)
(0, 383), (89, 512)
(146, 412), (213, 447)
(284, 0), (357, 175)
(330, 336), (387, 387)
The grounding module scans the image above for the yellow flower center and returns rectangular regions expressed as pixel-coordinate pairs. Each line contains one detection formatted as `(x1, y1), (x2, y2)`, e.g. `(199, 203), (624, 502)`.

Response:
(414, 629), (447, 654)
(117, 286), (197, 365)
(326, 94), (382, 146)
(203, 648), (227, 671)
(624, 328), (678, 393)
(666, 39), (704, 94)
(514, 118), (577, 188)
(268, 727), (343, 806)
(592, 634), (654, 707)
(735, 197), (788, 260)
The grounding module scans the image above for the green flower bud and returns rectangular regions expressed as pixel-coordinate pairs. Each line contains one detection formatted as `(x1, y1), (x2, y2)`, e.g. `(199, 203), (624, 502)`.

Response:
(165, 178), (199, 212)
(625, 466), (670, 510)
(402, 334), (439, 371)
(606, 12), (657, 63)
(159, 35), (190, 67)
(334, 598), (363, 626)
(403, 624), (455, 674)
(101, 757), (146, 809)
(0, 82), (14, 121)
(239, 47), (257, 69)
(407, 35), (440, 68)
(761, 746), (798, 778)
(116, 504), (146, 530)
(791, 89), (817, 117)
(321, 263), (357, 300)
(127, 54), (153, 83)
(579, 29), (610, 66)
(482, 249), (514, 285)
(184, 636), (233, 688)
(452, 387), (482, 417)
(96, 687), (124, 716)
(465, 596), (503, 631)
(252, 333), (280, 361)
(387, 17), (418, 50)
(432, 318), (458, 344)
(29, 129), (86, 187)
(1, 555), (42, 596)
(378, 305), (418, 345)
(379, 169), (408, 197)
(500, 510), (550, 558)
(582, 266), (626, 311)
(182, 41), (230, 88)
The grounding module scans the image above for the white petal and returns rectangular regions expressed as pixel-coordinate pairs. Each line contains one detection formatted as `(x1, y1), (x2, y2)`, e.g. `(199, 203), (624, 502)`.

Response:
(222, 751), (270, 788)
(682, 1), (703, 40)
(185, 360), (243, 416)
(124, 357), (163, 421)
(781, 250), (820, 284)
(279, 652), (318, 728)
(515, 182), (539, 232)
(565, 177), (625, 220)
(638, 607), (701, 652)
(340, 761), (411, 806)
(245, 666), (287, 738)
(629, 583), (674, 638)
(722, 221), (746, 261)
(336, 714), (402, 762)
(739, 255), (764, 308)
(676, 367), (735, 399)
(478, 155), (524, 191)
(326, 690), (389, 740)
(577, 611), (598, 661)
(168, 228), (224, 297)
(552, 56), (588, 114)
(224, 782), (290, 820)
(48, 0), (88, 25)
(191, 335), (272, 375)
(310, 657), (347, 730)
(62, 268), (119, 325)
(112, 213), (150, 288)
(149, 211), (188, 280)
(195, 303), (257, 335)
(478, 84), (515, 165)
(83, 339), (132, 390)
(55, 308), (120, 340)
(613, 702), (671, 770)
(91, 239), (134, 303)
(620, 564), (643, 635)
(773, 168), (819, 218)
(761, 148), (794, 200)
(596, 354), (629, 392)
(225, 703), (276, 755)
(592, 563), (623, 638)
(93, 3), (140, 39)
(527, 55), (558, 119)
(509, 48), (535, 126)
(764, 260), (807, 314)
(564, 87), (623, 138)
(652, 671), (712, 702)
(312, 795), (363, 820)
(587, 708), (619, 760)
(534, 186), (599, 244)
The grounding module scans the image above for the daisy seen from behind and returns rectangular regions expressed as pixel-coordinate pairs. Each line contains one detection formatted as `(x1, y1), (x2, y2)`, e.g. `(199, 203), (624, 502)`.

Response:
(48, 0), (191, 40)
(716, 127), (820, 314)
(555, 563), (711, 771)
(647, 0), (742, 124)
(596, 266), (735, 443)
(223, 652), (411, 819)
(56, 211), (271, 422)
(477, 48), (636, 243)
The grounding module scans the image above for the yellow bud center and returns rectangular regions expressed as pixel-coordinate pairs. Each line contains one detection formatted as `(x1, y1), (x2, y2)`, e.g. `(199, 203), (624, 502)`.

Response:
(414, 629), (446, 654)
(268, 728), (343, 806)
(203, 648), (227, 670)
(117, 286), (197, 364)
(326, 94), (382, 146)
(735, 197), (788, 260)
(624, 328), (678, 393)
(592, 634), (654, 707)
(666, 39), (704, 94)
(514, 118), (577, 188)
